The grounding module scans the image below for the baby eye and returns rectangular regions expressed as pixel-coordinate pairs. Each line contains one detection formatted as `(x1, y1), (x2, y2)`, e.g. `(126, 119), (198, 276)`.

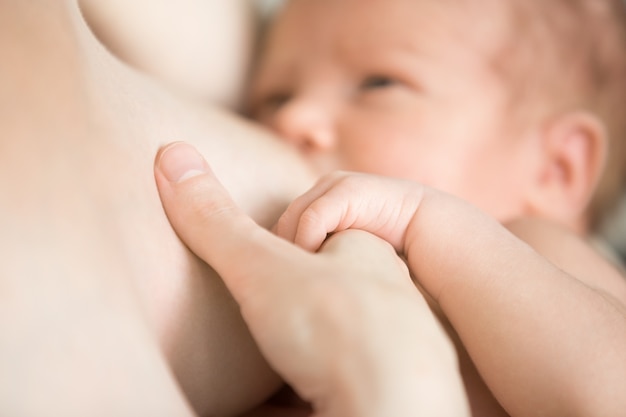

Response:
(251, 92), (292, 119)
(262, 92), (292, 110)
(360, 76), (397, 90)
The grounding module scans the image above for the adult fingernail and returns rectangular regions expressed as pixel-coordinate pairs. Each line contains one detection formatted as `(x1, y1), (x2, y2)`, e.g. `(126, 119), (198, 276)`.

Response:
(158, 142), (208, 183)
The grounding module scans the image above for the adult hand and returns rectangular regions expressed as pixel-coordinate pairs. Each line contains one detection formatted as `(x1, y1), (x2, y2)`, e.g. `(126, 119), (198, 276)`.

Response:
(154, 142), (469, 417)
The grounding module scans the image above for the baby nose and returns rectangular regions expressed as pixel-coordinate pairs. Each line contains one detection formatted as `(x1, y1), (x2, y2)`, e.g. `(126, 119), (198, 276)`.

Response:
(270, 99), (336, 153)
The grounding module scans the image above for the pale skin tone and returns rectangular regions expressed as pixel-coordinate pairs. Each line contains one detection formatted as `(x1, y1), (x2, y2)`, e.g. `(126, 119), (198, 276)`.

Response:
(274, 170), (626, 417)
(84, 0), (626, 414)
(79, 0), (255, 108)
(1, 0), (321, 415)
(154, 139), (626, 417)
(155, 142), (472, 417)
(247, 0), (625, 415)
(249, 0), (606, 233)
(4, 0), (465, 416)
(7, 0), (625, 416)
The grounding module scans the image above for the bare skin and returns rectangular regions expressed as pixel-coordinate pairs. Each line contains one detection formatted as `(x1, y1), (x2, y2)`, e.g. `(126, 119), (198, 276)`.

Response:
(247, 0), (624, 414)
(274, 171), (626, 417)
(6, 1), (624, 416)
(152, 143), (626, 417)
(155, 142), (471, 417)
(0, 1), (314, 415)
(79, 0), (255, 108)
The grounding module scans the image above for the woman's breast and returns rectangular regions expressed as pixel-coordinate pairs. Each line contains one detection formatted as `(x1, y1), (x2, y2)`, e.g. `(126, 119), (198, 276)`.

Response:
(90, 76), (314, 415)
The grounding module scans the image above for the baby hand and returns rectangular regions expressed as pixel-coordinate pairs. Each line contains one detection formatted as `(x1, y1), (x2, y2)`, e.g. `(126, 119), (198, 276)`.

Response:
(275, 171), (506, 303)
(275, 171), (425, 253)
(155, 144), (468, 417)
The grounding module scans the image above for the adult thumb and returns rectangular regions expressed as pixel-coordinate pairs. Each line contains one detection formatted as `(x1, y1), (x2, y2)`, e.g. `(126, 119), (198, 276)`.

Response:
(154, 142), (298, 304)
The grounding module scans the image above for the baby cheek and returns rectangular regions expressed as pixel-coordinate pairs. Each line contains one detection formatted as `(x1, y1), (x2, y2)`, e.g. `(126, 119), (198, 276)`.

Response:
(348, 150), (414, 178)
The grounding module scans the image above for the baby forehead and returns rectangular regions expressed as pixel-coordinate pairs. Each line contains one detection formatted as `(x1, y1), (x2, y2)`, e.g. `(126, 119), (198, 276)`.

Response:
(276, 0), (514, 47)
(281, 0), (512, 22)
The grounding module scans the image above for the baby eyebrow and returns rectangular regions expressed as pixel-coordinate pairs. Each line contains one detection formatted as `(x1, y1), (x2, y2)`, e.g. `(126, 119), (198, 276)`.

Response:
(261, 91), (292, 108)
(246, 88), (291, 119)
(359, 75), (398, 89)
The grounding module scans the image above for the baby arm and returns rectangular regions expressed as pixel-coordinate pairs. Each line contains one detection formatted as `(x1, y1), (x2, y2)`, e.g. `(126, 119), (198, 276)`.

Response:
(276, 171), (626, 417)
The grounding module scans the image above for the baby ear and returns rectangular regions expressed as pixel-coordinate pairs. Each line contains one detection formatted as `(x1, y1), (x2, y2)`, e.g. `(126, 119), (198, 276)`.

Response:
(526, 111), (607, 227)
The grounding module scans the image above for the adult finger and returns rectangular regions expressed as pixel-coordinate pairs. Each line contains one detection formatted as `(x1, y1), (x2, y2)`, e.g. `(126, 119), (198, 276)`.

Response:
(154, 142), (304, 304)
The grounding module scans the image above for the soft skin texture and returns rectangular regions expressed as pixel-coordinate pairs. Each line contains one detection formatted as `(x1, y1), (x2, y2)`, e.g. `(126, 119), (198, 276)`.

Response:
(0, 1), (315, 415)
(275, 171), (626, 417)
(249, 0), (607, 233)
(79, 0), (255, 108)
(155, 142), (471, 417)
(249, 1), (619, 413)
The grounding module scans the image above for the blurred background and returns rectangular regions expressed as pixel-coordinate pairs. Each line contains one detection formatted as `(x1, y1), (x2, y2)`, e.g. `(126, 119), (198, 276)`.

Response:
(602, 196), (626, 261)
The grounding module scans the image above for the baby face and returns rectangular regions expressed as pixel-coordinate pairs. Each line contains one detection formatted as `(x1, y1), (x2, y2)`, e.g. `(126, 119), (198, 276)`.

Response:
(249, 0), (538, 220)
